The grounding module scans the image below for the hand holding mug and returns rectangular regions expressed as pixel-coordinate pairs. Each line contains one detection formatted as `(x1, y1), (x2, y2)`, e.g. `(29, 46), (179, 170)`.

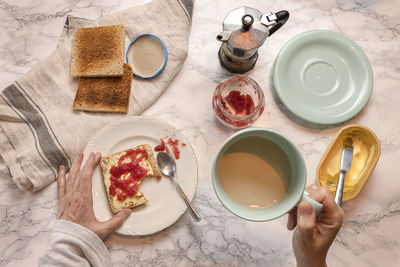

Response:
(212, 128), (322, 221)
(287, 184), (344, 267)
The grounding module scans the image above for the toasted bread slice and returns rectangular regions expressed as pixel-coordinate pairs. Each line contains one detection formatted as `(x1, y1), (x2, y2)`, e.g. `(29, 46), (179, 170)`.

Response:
(100, 144), (162, 214)
(71, 24), (125, 77)
(73, 64), (132, 113)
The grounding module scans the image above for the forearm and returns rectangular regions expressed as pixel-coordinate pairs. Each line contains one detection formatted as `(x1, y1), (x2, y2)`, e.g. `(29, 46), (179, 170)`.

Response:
(297, 262), (327, 267)
(294, 244), (327, 267)
(39, 220), (112, 267)
(296, 254), (327, 267)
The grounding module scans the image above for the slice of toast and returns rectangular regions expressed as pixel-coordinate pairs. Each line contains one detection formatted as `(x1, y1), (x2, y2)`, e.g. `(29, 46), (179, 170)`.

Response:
(73, 63), (132, 113)
(71, 24), (125, 77)
(100, 144), (162, 214)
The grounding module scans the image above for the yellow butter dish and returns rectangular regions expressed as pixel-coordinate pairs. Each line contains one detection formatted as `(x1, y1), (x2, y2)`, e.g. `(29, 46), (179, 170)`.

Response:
(316, 124), (381, 202)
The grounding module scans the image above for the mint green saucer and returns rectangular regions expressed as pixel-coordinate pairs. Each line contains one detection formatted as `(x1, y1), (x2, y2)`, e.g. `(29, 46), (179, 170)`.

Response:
(273, 30), (373, 126)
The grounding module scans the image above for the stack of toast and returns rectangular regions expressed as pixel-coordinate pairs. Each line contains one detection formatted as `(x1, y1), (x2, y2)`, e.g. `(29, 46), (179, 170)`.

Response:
(71, 25), (132, 113)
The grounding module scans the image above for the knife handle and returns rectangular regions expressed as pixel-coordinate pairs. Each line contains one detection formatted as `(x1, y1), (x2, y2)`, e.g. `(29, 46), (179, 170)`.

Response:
(334, 171), (346, 207)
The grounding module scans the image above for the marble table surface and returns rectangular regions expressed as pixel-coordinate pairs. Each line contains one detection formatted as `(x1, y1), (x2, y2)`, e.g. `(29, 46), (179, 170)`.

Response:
(1, 0), (400, 266)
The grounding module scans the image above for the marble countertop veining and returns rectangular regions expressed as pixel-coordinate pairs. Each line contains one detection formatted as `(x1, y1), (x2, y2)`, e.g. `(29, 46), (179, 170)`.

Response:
(1, 0), (400, 266)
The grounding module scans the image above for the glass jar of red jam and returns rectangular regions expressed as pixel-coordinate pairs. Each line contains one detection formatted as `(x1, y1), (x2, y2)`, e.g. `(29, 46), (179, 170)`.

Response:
(212, 75), (265, 129)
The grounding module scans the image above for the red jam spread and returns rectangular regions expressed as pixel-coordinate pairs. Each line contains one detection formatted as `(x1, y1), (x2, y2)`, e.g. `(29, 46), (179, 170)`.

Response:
(222, 90), (255, 116)
(154, 137), (184, 160)
(109, 148), (149, 201)
(167, 138), (180, 159)
(154, 138), (166, 152)
(212, 76), (264, 129)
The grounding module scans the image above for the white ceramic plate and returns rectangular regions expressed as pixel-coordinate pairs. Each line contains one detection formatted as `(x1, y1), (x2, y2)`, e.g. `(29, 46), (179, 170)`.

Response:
(84, 116), (198, 236)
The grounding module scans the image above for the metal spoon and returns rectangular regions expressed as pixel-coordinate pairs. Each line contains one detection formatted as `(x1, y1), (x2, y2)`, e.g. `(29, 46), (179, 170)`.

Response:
(156, 152), (201, 222)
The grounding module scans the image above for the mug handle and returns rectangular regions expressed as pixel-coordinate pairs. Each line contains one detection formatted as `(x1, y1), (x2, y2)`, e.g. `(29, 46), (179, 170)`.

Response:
(298, 191), (323, 216)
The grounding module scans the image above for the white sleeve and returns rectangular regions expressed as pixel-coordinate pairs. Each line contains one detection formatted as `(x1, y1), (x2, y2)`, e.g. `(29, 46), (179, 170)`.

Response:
(38, 220), (112, 267)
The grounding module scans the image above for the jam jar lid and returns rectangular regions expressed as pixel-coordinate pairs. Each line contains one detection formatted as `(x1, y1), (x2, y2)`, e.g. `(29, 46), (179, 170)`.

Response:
(126, 34), (168, 79)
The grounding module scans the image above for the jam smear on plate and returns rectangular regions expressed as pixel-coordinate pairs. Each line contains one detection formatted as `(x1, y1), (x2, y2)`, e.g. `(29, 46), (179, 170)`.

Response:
(154, 137), (185, 160)
(154, 138), (166, 152)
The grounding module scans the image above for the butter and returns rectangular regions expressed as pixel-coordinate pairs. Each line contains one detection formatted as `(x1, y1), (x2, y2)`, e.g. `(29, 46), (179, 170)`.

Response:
(317, 125), (380, 202)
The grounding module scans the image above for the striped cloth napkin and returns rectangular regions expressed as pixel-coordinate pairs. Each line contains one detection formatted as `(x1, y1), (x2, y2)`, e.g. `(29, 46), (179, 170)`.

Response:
(0, 0), (193, 192)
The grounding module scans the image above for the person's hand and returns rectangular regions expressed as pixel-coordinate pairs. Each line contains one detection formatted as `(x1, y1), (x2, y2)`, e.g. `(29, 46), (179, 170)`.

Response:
(57, 151), (131, 239)
(287, 184), (344, 267)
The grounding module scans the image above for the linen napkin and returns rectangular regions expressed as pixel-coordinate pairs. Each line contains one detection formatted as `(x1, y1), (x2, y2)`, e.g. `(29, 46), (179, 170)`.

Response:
(0, 0), (193, 192)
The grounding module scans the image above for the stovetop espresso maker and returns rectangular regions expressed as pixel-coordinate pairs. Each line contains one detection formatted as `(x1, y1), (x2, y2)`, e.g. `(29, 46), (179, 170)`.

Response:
(217, 7), (289, 73)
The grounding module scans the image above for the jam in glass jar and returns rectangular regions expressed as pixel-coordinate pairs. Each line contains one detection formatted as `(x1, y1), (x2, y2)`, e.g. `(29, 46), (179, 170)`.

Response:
(212, 75), (265, 129)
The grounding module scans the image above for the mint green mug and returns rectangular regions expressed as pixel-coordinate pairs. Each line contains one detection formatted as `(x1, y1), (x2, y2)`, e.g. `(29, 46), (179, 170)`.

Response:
(212, 128), (322, 221)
